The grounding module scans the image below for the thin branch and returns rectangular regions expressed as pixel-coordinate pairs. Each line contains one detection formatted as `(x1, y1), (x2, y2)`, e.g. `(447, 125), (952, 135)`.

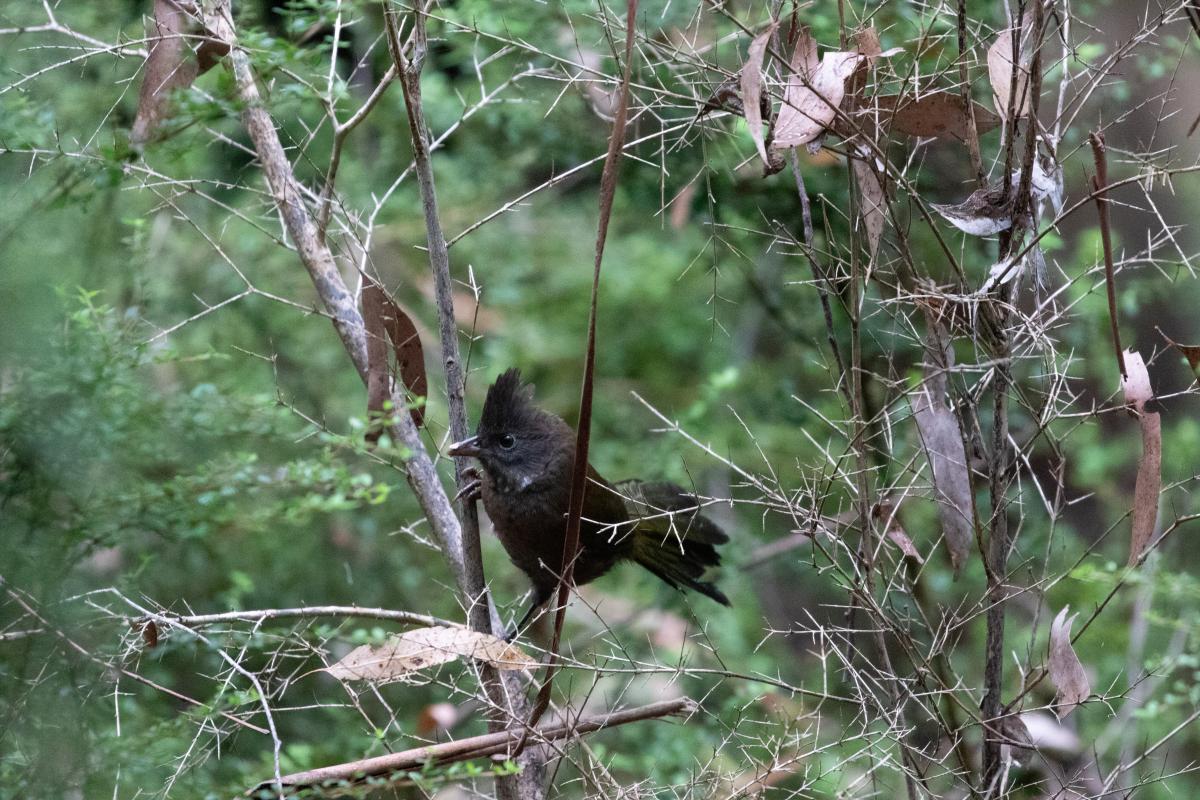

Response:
(250, 698), (695, 793)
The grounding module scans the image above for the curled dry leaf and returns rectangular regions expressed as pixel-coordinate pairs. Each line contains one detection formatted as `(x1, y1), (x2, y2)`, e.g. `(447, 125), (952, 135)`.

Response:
(772, 29), (865, 153)
(850, 146), (886, 258)
(141, 619), (159, 649)
(363, 279), (427, 441)
(1121, 350), (1162, 565)
(988, 29), (1032, 119)
(325, 626), (536, 682)
(1048, 607), (1090, 717)
(873, 502), (924, 563)
(131, 0), (226, 146)
(740, 22), (778, 170)
(910, 331), (974, 575)
(1158, 327), (1200, 377)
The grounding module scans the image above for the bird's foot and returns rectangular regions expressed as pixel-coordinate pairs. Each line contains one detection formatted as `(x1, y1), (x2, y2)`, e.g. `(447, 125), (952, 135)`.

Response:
(454, 468), (482, 503)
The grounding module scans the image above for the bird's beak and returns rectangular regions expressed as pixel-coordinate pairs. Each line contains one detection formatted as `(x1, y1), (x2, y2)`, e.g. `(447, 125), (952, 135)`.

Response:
(447, 435), (481, 458)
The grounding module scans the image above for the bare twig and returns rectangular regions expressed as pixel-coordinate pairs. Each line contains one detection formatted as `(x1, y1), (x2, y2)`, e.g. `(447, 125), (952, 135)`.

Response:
(250, 697), (695, 793)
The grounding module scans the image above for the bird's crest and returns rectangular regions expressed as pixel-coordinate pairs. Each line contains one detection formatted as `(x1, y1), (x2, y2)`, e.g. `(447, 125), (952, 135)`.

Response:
(479, 368), (539, 433)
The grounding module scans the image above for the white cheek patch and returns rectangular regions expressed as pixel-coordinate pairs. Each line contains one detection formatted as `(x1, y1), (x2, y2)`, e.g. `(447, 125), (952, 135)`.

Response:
(515, 473), (535, 491)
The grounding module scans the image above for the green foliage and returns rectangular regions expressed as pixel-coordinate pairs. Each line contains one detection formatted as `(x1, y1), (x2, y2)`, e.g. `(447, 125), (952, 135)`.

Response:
(2, 0), (1200, 797)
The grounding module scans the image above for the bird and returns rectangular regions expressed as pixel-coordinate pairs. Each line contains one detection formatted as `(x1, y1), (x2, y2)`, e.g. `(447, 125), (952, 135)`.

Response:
(448, 368), (730, 637)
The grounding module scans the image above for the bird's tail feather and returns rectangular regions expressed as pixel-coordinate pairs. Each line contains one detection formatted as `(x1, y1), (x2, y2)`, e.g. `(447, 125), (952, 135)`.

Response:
(619, 479), (730, 606)
(633, 533), (731, 606)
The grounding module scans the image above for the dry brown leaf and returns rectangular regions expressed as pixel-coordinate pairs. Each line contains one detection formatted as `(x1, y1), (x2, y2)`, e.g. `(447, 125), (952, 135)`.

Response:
(1158, 327), (1200, 377)
(740, 22), (778, 169)
(774, 41), (864, 150)
(910, 331), (974, 575)
(669, 180), (699, 230)
(988, 29), (1032, 119)
(853, 27), (882, 59)
(141, 620), (159, 649)
(1121, 350), (1162, 565)
(363, 279), (427, 441)
(872, 93), (1002, 141)
(851, 147), (886, 257)
(131, 0), (226, 146)
(325, 626), (536, 682)
(874, 503), (924, 563)
(1048, 607), (1090, 717)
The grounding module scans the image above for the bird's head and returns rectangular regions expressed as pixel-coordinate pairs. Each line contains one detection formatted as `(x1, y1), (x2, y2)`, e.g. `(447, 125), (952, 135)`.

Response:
(448, 368), (572, 492)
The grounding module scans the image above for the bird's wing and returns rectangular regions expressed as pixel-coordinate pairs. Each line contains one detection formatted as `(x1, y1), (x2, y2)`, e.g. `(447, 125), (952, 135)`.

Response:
(611, 479), (728, 544)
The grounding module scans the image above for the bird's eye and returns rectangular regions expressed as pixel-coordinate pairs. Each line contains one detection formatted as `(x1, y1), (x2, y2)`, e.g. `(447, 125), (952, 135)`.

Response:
(498, 433), (516, 450)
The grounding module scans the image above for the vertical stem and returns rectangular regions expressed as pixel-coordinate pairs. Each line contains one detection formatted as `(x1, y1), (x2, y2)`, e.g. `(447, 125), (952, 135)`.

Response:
(982, 0), (1043, 788)
(387, 2), (489, 640)
(957, 0), (985, 186)
(384, 8), (543, 798)
(1089, 132), (1127, 379)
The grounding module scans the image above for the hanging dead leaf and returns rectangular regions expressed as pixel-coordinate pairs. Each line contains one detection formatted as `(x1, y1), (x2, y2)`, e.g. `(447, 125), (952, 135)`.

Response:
(740, 22), (778, 170)
(851, 146), (886, 257)
(1158, 327), (1200, 377)
(988, 29), (1032, 119)
(910, 329), (974, 575)
(131, 0), (226, 146)
(140, 619), (159, 649)
(1121, 350), (1161, 565)
(773, 33), (864, 151)
(1048, 607), (1090, 717)
(363, 279), (427, 442)
(853, 27), (882, 60)
(325, 626), (536, 682)
(873, 502), (923, 563)
(869, 93), (1002, 141)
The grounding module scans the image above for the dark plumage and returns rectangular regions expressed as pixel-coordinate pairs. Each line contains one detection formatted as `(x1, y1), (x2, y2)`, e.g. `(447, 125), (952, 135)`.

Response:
(449, 369), (730, 634)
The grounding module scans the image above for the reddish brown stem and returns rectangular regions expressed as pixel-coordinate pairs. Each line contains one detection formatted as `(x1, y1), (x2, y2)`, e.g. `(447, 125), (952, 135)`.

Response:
(1089, 131), (1127, 379)
(521, 0), (640, 738)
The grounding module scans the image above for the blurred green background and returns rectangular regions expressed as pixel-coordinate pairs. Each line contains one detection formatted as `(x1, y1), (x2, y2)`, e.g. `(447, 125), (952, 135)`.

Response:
(2, 1), (1199, 797)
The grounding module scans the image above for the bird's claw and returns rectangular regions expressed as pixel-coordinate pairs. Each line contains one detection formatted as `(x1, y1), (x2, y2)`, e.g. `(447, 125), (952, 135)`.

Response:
(454, 469), (482, 504)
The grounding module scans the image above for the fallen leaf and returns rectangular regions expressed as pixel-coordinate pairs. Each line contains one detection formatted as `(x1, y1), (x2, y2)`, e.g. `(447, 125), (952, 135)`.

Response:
(988, 29), (1032, 119)
(131, 0), (225, 146)
(851, 146), (886, 257)
(1158, 327), (1200, 377)
(910, 329), (974, 575)
(363, 279), (427, 441)
(325, 626), (536, 682)
(773, 31), (864, 151)
(1121, 350), (1161, 565)
(740, 22), (778, 170)
(1048, 607), (1090, 717)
